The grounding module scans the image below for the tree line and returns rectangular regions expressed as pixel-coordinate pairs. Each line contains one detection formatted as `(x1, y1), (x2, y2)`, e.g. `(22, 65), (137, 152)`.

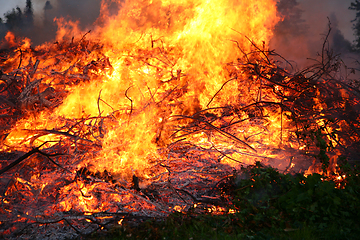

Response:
(350, 0), (360, 50)
(0, 0), (34, 39)
(2, 0), (360, 52)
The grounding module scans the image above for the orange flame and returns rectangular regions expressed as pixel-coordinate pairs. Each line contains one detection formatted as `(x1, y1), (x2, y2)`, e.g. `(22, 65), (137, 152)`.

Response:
(3, 0), (281, 181)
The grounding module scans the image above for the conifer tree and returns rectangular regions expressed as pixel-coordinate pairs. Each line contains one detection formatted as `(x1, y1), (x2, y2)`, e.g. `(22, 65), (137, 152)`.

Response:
(4, 7), (23, 31)
(349, 0), (360, 50)
(24, 0), (34, 28)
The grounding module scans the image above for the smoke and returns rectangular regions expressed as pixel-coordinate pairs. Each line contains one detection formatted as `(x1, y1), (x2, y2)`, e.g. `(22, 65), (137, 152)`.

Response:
(1, 0), (359, 72)
(45, 0), (101, 27)
(35, 0), (102, 44)
(328, 13), (353, 54)
(0, 0), (103, 45)
(270, 0), (357, 71)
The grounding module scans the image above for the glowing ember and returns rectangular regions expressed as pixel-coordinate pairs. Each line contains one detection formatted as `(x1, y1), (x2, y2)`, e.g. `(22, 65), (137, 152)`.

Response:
(2, 0), (281, 180)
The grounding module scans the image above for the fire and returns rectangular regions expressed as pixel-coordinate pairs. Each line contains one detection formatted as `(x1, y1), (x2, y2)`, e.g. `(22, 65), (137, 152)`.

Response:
(2, 0), (281, 179)
(2, 32), (17, 48)
(0, 32), (31, 49)
(1, 0), (358, 238)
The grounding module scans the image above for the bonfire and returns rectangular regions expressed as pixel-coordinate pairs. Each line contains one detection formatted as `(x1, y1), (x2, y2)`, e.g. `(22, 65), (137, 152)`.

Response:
(0, 0), (359, 239)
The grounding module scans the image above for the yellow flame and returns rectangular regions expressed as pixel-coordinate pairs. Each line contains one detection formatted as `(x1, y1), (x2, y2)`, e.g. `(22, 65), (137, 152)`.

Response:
(3, 0), (280, 181)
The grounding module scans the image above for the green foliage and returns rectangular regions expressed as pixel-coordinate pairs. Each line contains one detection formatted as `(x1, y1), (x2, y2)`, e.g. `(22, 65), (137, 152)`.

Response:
(279, 174), (346, 228)
(295, 119), (338, 172)
(230, 162), (360, 239)
(91, 163), (360, 240)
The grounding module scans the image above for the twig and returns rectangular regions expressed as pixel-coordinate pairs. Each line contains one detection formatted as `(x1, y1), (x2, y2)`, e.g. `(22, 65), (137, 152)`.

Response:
(160, 163), (188, 204)
(125, 86), (133, 117)
(37, 150), (71, 173)
(27, 129), (93, 145)
(230, 28), (271, 64)
(64, 218), (83, 235)
(97, 89), (103, 117)
(207, 77), (236, 107)
(0, 142), (47, 175)
(173, 114), (256, 152)
(30, 60), (40, 78)
(80, 30), (91, 42)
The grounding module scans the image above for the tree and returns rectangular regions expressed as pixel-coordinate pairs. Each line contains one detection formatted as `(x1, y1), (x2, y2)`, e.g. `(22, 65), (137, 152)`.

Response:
(44, 0), (53, 11)
(274, 0), (307, 37)
(0, 0), (35, 40)
(4, 7), (24, 32)
(349, 0), (360, 50)
(24, 0), (34, 28)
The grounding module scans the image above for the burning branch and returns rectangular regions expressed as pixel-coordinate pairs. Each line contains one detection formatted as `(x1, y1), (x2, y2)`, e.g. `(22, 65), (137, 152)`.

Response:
(0, 143), (44, 175)
(0, 15), (359, 239)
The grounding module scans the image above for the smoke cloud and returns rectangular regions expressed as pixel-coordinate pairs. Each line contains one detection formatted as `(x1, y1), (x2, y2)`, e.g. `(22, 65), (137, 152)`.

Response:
(0, 0), (103, 45)
(270, 0), (357, 71)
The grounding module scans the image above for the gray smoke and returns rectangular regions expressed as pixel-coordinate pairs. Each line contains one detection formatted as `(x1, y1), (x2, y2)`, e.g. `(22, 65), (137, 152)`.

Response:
(0, 0), (102, 45)
(270, 0), (358, 71)
(46, 0), (101, 27)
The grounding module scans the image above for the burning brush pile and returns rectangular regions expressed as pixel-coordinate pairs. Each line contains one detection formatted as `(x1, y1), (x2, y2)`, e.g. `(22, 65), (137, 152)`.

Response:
(0, 0), (359, 239)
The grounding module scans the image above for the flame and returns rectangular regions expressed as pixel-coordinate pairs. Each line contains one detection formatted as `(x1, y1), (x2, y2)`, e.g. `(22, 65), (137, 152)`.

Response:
(0, 31), (31, 52)
(2, 0), (281, 181)
(3, 1), (353, 236)
(4, 32), (17, 47)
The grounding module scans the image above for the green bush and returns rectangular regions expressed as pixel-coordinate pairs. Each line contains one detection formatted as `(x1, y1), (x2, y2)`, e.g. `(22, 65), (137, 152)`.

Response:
(230, 162), (360, 239)
(92, 162), (360, 240)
